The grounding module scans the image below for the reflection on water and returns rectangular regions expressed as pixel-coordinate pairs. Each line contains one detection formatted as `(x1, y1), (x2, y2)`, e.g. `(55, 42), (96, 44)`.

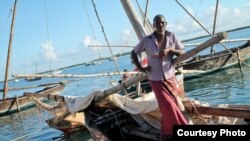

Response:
(185, 64), (250, 105)
(0, 107), (58, 141)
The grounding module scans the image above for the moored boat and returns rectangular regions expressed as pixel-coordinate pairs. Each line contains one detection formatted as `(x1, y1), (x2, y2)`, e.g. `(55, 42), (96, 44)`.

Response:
(0, 82), (66, 117)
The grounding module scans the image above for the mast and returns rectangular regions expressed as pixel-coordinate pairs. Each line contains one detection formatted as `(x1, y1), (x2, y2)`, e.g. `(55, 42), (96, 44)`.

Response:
(3, 0), (18, 100)
(210, 0), (219, 55)
(120, 0), (150, 40)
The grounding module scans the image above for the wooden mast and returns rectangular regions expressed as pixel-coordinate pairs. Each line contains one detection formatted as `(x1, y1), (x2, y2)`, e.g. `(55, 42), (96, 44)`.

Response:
(120, 0), (149, 40)
(210, 0), (219, 55)
(3, 0), (18, 100)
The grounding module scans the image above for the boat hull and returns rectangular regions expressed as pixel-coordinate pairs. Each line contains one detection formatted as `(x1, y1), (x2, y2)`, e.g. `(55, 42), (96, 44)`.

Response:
(0, 83), (65, 116)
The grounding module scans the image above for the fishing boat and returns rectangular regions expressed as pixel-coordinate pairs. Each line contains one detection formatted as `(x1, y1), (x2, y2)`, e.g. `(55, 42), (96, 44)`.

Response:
(24, 72), (250, 140)
(17, 0), (250, 140)
(25, 76), (42, 81)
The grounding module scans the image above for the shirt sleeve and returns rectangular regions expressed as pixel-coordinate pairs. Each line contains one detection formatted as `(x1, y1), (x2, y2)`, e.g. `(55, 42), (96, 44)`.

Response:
(173, 33), (184, 50)
(133, 38), (145, 55)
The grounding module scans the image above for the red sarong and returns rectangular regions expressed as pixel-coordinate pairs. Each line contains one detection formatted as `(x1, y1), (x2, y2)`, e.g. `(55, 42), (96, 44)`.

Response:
(149, 77), (188, 136)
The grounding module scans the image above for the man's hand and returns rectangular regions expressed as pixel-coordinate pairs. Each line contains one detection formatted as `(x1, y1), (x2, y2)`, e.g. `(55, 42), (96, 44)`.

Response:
(138, 66), (151, 73)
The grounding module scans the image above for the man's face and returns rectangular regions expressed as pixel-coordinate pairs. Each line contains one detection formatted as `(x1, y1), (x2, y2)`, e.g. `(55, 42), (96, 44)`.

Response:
(154, 17), (166, 35)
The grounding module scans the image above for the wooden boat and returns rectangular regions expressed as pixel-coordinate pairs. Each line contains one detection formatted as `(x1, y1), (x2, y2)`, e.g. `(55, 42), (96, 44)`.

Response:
(24, 78), (250, 140)
(25, 76), (42, 81)
(177, 38), (250, 80)
(0, 82), (66, 117)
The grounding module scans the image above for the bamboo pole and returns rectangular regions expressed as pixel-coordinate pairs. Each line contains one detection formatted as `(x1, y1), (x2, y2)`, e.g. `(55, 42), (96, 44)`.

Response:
(88, 38), (250, 48)
(13, 71), (141, 79)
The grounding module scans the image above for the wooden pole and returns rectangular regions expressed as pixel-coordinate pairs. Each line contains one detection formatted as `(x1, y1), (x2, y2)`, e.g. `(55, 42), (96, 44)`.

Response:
(15, 95), (21, 112)
(0, 81), (67, 92)
(88, 38), (250, 48)
(173, 32), (227, 65)
(13, 71), (141, 79)
(3, 0), (18, 100)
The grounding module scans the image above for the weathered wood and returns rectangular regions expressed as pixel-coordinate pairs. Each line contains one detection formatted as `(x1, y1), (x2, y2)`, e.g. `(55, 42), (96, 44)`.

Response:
(0, 84), (65, 116)
(3, 0), (18, 100)
(173, 32), (228, 65)
(15, 95), (21, 113)
(24, 92), (65, 102)
(0, 81), (67, 92)
(185, 104), (250, 119)
(184, 38), (250, 47)
(94, 73), (147, 101)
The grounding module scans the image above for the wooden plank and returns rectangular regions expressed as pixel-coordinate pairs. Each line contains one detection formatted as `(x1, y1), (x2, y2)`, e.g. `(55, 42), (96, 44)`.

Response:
(185, 105), (250, 119)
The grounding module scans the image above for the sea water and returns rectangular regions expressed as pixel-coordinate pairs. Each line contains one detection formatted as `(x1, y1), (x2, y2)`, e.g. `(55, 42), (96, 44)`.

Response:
(0, 28), (250, 141)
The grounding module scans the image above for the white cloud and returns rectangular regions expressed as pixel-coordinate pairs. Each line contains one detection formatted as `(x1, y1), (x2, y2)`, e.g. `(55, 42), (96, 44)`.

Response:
(83, 35), (102, 51)
(41, 40), (57, 60)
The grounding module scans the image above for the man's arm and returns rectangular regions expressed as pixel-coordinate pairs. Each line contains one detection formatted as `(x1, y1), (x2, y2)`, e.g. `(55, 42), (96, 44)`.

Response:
(131, 50), (151, 72)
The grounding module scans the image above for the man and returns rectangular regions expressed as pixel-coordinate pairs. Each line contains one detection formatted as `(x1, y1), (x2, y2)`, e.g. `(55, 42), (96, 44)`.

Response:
(131, 14), (188, 136)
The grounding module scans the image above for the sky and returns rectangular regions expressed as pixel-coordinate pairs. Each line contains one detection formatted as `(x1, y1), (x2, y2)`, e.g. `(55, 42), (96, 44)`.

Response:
(0, 0), (250, 81)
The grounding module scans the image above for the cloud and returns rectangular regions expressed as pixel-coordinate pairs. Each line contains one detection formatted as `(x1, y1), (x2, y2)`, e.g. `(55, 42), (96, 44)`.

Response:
(41, 40), (57, 61)
(83, 35), (101, 51)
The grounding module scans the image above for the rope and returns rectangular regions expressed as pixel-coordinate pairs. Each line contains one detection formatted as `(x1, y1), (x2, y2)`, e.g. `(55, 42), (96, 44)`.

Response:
(0, 5), (12, 40)
(183, 0), (203, 40)
(44, 0), (52, 71)
(104, 109), (127, 141)
(135, 0), (153, 33)
(82, 0), (101, 59)
(91, 0), (123, 80)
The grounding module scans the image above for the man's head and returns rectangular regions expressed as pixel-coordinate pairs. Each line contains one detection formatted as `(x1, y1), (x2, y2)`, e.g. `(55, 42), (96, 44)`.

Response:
(153, 14), (167, 35)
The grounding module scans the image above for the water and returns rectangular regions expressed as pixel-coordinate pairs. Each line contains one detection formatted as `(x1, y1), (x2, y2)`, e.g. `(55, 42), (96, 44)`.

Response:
(1, 29), (250, 140)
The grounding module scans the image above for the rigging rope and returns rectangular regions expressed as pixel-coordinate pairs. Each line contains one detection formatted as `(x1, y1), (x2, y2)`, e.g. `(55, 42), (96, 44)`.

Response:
(183, 0), (203, 40)
(0, 6), (13, 40)
(82, 0), (101, 60)
(44, 0), (52, 71)
(135, 0), (153, 33)
(90, 0), (123, 81)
